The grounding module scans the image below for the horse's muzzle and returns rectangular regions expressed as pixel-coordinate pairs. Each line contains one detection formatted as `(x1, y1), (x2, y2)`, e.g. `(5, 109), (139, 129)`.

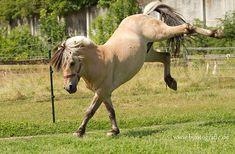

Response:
(64, 84), (77, 94)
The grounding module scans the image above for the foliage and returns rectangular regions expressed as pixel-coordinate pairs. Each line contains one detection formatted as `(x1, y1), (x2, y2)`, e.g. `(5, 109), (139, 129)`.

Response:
(39, 9), (66, 43)
(0, 0), (99, 22)
(91, 0), (140, 44)
(40, 0), (99, 16)
(222, 11), (235, 40)
(0, 0), (40, 21)
(97, 0), (114, 7)
(0, 25), (47, 60)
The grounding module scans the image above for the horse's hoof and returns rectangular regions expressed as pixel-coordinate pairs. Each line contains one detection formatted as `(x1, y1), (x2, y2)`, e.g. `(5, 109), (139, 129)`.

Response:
(73, 132), (84, 138)
(212, 29), (224, 38)
(164, 74), (177, 91)
(106, 129), (120, 137)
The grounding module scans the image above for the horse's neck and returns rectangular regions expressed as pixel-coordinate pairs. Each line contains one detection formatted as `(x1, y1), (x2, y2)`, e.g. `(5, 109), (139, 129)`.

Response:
(81, 45), (109, 91)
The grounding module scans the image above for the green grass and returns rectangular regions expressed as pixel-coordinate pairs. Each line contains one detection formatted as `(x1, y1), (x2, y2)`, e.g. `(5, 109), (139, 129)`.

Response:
(0, 122), (234, 153)
(0, 63), (235, 153)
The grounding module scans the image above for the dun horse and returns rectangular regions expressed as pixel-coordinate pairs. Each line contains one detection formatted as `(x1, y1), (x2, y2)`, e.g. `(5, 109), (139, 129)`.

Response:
(51, 2), (223, 137)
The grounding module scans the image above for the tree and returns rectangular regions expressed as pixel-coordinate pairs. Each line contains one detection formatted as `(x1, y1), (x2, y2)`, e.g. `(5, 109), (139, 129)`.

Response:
(91, 0), (140, 44)
(0, 0), (99, 22)
(39, 9), (66, 43)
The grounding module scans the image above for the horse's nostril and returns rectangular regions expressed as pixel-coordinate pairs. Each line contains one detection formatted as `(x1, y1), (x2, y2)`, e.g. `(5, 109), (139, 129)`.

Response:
(69, 84), (73, 90)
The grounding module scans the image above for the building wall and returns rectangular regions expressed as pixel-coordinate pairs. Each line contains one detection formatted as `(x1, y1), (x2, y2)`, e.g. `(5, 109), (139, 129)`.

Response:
(140, 0), (235, 26)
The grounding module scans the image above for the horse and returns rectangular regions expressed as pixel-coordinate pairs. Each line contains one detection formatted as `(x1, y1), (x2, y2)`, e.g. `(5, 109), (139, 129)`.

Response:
(50, 2), (223, 137)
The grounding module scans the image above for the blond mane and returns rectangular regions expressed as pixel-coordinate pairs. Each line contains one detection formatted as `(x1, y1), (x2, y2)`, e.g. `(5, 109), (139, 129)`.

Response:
(50, 36), (95, 71)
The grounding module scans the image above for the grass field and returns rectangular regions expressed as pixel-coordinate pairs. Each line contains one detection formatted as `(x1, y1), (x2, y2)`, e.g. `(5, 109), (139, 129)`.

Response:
(0, 62), (235, 153)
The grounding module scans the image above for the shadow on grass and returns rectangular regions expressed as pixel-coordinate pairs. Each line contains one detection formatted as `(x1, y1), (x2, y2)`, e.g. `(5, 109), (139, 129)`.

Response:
(199, 119), (235, 127)
(123, 127), (167, 138)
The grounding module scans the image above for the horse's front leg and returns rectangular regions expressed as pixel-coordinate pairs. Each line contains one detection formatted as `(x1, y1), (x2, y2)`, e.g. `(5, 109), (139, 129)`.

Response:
(103, 97), (120, 136)
(145, 51), (177, 90)
(73, 93), (102, 137)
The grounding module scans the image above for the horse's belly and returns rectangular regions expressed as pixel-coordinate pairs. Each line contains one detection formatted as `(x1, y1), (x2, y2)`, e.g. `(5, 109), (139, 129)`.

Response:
(112, 46), (146, 90)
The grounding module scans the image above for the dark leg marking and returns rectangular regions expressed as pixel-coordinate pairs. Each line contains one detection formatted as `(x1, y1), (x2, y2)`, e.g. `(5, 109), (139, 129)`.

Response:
(104, 99), (120, 136)
(74, 95), (102, 137)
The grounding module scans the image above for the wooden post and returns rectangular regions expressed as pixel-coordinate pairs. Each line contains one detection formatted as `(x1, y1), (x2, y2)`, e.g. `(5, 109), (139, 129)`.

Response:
(202, 0), (207, 28)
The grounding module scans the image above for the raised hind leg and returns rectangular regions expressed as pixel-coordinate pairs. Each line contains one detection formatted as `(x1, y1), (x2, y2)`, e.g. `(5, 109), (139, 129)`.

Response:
(147, 20), (223, 41)
(103, 97), (120, 136)
(192, 27), (224, 38)
(160, 23), (224, 39)
(145, 49), (177, 90)
(73, 93), (102, 137)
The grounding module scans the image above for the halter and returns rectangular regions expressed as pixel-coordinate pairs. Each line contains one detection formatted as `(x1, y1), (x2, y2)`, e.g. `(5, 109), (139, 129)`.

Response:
(63, 63), (82, 79)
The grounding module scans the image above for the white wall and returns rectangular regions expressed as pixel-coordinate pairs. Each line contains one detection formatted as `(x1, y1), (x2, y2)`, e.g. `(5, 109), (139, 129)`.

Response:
(141, 0), (235, 26)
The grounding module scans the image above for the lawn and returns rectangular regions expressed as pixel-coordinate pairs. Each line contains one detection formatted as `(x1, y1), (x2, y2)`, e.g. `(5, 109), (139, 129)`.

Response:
(0, 62), (235, 153)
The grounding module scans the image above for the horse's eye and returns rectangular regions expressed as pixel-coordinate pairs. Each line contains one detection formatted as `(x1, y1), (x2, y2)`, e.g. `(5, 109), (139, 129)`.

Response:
(70, 62), (75, 67)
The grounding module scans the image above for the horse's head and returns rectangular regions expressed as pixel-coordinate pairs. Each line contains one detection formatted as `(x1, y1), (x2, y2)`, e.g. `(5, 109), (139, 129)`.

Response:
(50, 36), (93, 94)
(62, 48), (83, 94)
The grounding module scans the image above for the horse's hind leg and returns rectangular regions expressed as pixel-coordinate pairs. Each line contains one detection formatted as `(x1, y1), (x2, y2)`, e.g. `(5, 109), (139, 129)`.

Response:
(74, 94), (102, 137)
(158, 23), (223, 39)
(193, 27), (224, 38)
(103, 98), (120, 136)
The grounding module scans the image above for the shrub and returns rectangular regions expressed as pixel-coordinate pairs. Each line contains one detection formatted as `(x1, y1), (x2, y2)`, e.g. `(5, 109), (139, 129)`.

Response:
(90, 0), (140, 44)
(39, 9), (66, 43)
(0, 25), (47, 60)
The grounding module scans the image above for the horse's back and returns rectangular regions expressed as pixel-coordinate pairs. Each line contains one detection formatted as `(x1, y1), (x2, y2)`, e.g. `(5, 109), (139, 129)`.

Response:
(110, 14), (164, 42)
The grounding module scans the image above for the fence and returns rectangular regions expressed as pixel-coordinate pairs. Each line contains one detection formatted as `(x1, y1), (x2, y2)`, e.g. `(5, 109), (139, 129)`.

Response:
(182, 47), (235, 77)
(0, 47), (56, 123)
(0, 43), (50, 64)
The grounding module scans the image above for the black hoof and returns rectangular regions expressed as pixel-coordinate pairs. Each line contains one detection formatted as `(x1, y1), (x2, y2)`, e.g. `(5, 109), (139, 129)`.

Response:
(107, 129), (120, 136)
(164, 74), (177, 91)
(73, 132), (84, 138)
(73, 128), (85, 138)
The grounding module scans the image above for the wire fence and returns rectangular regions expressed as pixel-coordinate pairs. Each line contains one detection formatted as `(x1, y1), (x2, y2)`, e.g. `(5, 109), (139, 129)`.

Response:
(0, 43), (50, 64)
(179, 47), (235, 78)
(0, 46), (235, 64)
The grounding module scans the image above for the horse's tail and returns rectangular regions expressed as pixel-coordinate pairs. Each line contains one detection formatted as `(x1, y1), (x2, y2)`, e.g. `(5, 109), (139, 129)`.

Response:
(143, 1), (186, 56)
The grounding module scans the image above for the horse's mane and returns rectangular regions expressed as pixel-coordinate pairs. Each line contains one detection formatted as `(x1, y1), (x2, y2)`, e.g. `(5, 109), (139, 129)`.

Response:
(144, 2), (186, 56)
(50, 42), (65, 71)
(50, 36), (95, 71)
